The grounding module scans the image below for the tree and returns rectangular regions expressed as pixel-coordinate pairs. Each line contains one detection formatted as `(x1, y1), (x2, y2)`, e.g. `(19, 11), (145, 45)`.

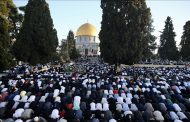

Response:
(59, 39), (69, 62)
(0, 0), (17, 71)
(70, 48), (80, 60)
(67, 30), (75, 58)
(7, 1), (23, 41)
(180, 21), (190, 61)
(158, 16), (178, 60)
(141, 19), (157, 60)
(18, 6), (26, 12)
(58, 33), (80, 63)
(99, 0), (151, 69)
(13, 0), (58, 65)
(66, 30), (79, 60)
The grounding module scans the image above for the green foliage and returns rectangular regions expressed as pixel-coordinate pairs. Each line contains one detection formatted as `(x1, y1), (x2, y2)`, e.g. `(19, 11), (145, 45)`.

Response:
(158, 16), (179, 60)
(67, 30), (79, 60)
(19, 6), (26, 12)
(0, 17), (11, 71)
(59, 30), (80, 61)
(180, 21), (190, 61)
(51, 52), (60, 62)
(141, 19), (157, 60)
(0, 17), (9, 48)
(0, 45), (15, 71)
(8, 5), (23, 41)
(58, 31), (80, 62)
(0, 0), (16, 71)
(0, 0), (22, 41)
(99, 0), (151, 65)
(0, 1), (9, 17)
(70, 48), (80, 60)
(67, 30), (75, 56)
(13, 0), (58, 65)
(59, 40), (70, 62)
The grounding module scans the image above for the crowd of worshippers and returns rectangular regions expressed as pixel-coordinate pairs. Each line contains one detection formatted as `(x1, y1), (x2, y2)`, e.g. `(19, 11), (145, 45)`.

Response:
(0, 63), (190, 122)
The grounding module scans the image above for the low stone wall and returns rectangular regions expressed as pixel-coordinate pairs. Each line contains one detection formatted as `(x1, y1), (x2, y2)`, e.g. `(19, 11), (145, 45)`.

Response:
(122, 64), (185, 68)
(133, 64), (185, 68)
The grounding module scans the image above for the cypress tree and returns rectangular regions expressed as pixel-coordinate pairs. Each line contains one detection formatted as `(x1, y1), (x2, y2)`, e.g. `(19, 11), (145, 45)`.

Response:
(141, 19), (157, 60)
(158, 16), (178, 60)
(59, 39), (69, 62)
(67, 30), (75, 59)
(8, 3), (23, 41)
(13, 0), (58, 65)
(180, 21), (190, 61)
(0, 0), (16, 71)
(99, 0), (151, 68)
(66, 30), (79, 60)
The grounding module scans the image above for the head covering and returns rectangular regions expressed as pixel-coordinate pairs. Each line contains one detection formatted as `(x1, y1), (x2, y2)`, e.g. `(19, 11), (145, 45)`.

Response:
(15, 119), (23, 122)
(53, 89), (60, 98)
(130, 104), (138, 111)
(20, 91), (26, 97)
(90, 102), (96, 111)
(13, 95), (21, 102)
(125, 98), (132, 104)
(116, 104), (123, 111)
(50, 109), (60, 119)
(13, 108), (25, 118)
(170, 111), (179, 120)
(104, 90), (109, 95)
(124, 111), (133, 116)
(49, 84), (53, 88)
(92, 118), (100, 122)
(34, 117), (39, 122)
(57, 118), (67, 122)
(117, 97), (124, 104)
(96, 103), (102, 111)
(177, 112), (187, 120)
(123, 103), (130, 112)
(28, 95), (35, 102)
(103, 103), (109, 111)
(3, 118), (14, 122)
(109, 119), (117, 122)
(121, 93), (127, 99)
(66, 103), (73, 110)
(55, 96), (61, 102)
(1, 88), (8, 93)
(101, 97), (108, 103)
(153, 111), (164, 121)
(173, 103), (182, 112)
(20, 96), (28, 102)
(39, 96), (46, 102)
(108, 90), (113, 95)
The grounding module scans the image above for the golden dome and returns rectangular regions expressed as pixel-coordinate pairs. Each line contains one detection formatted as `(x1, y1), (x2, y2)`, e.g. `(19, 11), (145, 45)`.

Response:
(76, 23), (98, 36)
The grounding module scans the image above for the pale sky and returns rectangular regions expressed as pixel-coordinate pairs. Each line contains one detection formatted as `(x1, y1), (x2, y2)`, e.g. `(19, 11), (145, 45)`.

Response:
(14, 0), (190, 46)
